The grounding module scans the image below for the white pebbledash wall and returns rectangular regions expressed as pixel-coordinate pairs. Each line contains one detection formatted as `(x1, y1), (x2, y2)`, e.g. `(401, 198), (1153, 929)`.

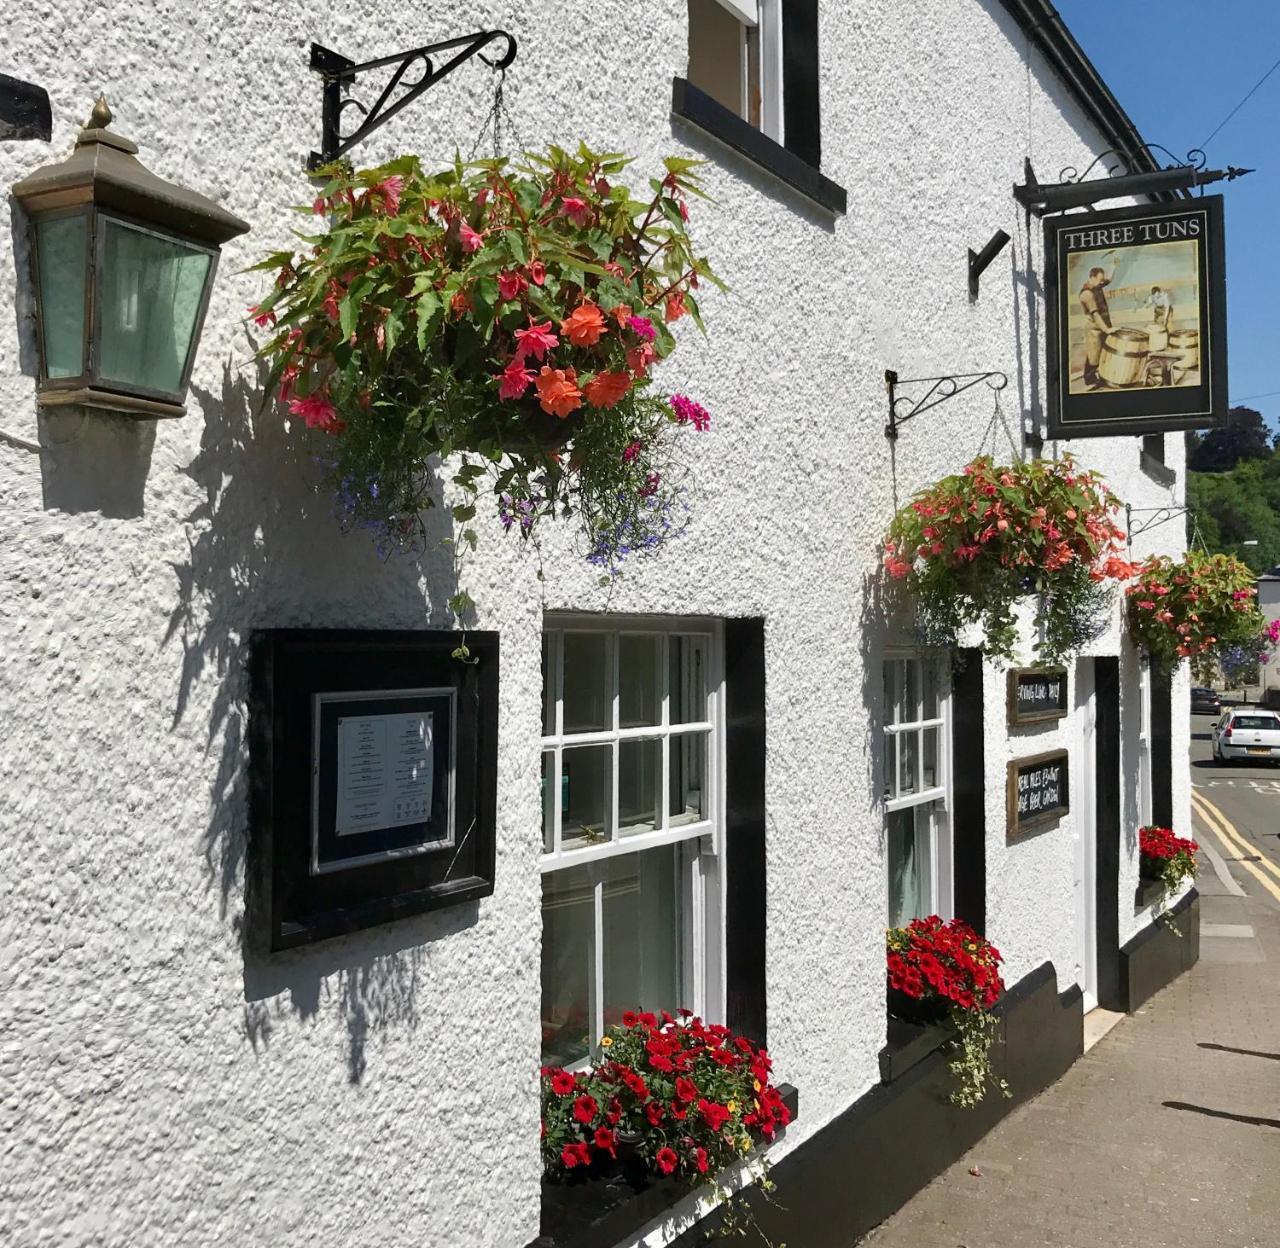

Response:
(0, 2), (1190, 1245)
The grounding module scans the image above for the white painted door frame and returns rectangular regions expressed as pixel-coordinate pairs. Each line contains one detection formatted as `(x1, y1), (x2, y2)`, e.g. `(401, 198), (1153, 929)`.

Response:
(1073, 661), (1099, 1013)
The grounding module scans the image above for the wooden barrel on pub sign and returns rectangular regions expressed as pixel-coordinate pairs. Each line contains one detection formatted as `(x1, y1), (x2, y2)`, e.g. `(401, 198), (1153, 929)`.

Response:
(1168, 328), (1200, 371)
(1099, 328), (1149, 387)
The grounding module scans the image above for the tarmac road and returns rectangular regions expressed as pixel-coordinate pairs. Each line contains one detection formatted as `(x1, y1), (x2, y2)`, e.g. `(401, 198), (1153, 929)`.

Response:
(1190, 706), (1280, 909)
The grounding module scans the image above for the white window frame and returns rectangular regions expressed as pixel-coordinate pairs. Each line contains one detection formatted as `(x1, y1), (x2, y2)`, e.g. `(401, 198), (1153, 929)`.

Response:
(692, 0), (785, 144)
(1137, 661), (1152, 825)
(883, 652), (953, 922)
(540, 615), (726, 1064)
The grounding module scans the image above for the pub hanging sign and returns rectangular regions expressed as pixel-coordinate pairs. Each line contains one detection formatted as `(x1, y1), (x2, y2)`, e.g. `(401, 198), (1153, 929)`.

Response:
(1044, 195), (1227, 440)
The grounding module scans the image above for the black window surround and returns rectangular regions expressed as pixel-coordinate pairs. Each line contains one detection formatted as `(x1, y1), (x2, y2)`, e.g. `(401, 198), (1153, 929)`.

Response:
(671, 79), (846, 216)
(671, 0), (845, 216)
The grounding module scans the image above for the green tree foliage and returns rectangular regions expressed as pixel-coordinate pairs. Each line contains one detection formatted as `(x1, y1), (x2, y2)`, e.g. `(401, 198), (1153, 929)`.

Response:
(1187, 406), (1271, 472)
(1187, 424), (1280, 574)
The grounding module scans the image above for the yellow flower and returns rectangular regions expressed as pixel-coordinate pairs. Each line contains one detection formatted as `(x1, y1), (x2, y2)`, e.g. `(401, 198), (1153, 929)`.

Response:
(727, 1101), (739, 1114)
(738, 1136), (751, 1154)
(600, 1036), (613, 1047)
(753, 1079), (762, 1092)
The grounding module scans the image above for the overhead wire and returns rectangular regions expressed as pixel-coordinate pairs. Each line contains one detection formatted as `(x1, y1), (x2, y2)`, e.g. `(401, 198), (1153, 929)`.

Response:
(1200, 52), (1280, 150)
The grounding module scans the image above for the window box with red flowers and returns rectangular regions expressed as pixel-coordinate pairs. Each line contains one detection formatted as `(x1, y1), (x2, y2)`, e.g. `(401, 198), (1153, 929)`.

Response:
(537, 1011), (796, 1248)
(1126, 551), (1264, 680)
(251, 145), (719, 617)
(885, 916), (1011, 1108)
(1137, 824), (1199, 917)
(883, 455), (1134, 664)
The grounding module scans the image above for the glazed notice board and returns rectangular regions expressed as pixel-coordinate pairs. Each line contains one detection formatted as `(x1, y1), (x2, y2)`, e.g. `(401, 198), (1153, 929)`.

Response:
(1007, 749), (1069, 843)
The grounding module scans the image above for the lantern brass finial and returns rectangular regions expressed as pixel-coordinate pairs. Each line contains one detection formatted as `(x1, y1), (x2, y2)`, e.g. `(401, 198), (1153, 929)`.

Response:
(87, 95), (113, 130)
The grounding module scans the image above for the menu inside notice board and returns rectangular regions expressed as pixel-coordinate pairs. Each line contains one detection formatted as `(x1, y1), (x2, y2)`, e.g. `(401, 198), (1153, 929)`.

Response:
(1009, 668), (1068, 724)
(1008, 751), (1069, 841)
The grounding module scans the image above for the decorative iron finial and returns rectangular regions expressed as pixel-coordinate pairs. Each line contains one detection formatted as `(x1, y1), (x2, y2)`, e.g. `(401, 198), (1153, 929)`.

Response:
(87, 95), (112, 130)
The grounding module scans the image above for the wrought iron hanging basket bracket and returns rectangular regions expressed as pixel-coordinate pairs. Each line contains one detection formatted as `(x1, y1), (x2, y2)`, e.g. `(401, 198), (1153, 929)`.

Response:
(884, 369), (1009, 441)
(307, 30), (517, 170)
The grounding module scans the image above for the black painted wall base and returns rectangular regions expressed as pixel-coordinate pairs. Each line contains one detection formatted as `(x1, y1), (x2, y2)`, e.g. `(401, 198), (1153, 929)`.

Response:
(671, 962), (1082, 1248)
(1120, 888), (1200, 1013)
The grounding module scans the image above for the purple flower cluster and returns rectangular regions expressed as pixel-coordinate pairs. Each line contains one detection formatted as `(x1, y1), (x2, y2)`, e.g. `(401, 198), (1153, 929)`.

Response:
(628, 315), (656, 342)
(331, 469), (423, 560)
(586, 489), (687, 577)
(669, 394), (710, 431)
(499, 492), (540, 534)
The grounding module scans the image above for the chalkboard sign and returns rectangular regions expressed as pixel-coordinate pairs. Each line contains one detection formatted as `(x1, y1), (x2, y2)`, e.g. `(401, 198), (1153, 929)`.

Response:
(1007, 667), (1069, 726)
(1006, 749), (1069, 842)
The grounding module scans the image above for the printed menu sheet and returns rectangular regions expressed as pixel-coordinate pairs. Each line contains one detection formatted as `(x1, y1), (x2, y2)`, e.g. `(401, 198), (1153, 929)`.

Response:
(335, 711), (434, 836)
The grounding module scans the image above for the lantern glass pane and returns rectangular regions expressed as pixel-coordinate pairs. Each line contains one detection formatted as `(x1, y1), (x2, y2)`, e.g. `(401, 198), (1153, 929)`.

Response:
(98, 218), (211, 395)
(36, 214), (88, 378)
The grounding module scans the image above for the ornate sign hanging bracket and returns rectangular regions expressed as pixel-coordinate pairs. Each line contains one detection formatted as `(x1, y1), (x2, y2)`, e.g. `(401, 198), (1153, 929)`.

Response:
(1014, 150), (1252, 217)
(308, 30), (517, 170)
(1125, 503), (1189, 540)
(884, 369), (1009, 441)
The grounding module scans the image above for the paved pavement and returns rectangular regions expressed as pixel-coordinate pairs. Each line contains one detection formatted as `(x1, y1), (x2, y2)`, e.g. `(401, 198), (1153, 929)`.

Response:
(858, 717), (1280, 1248)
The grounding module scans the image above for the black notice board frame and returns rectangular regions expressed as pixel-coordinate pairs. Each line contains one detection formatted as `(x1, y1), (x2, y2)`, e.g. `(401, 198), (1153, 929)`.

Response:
(1006, 667), (1069, 727)
(248, 629), (498, 951)
(1006, 749), (1070, 843)
(1044, 195), (1227, 440)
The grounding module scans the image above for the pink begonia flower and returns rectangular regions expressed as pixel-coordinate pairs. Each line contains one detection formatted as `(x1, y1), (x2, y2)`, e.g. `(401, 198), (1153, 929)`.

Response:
(514, 319), (559, 362)
(288, 394), (344, 435)
(498, 359), (535, 400)
(622, 440), (643, 463)
(497, 271), (525, 302)
(374, 175), (404, 215)
(247, 305), (276, 328)
(560, 197), (590, 225)
(528, 260), (546, 285)
(458, 222), (484, 253)
(626, 344), (656, 377)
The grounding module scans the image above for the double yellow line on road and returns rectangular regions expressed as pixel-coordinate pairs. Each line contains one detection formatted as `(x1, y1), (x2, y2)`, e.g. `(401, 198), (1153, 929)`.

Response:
(1191, 788), (1280, 904)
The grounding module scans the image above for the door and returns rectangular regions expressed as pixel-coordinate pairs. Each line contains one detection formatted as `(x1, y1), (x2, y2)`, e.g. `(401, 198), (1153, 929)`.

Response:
(1073, 661), (1098, 1012)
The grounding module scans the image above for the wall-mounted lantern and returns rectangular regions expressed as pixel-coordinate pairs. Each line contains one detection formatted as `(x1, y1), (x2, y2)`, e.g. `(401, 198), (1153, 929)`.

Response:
(12, 96), (250, 419)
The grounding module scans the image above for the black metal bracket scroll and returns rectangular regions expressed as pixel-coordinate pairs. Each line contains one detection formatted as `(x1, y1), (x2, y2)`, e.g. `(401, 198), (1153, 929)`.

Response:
(1014, 150), (1252, 216)
(884, 369), (1009, 441)
(968, 229), (1011, 300)
(1125, 504), (1189, 540)
(307, 30), (518, 170)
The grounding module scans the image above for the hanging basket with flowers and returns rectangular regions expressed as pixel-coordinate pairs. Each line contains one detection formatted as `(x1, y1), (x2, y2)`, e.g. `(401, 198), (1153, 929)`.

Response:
(540, 1010), (790, 1235)
(1125, 551), (1263, 679)
(882, 455), (1134, 664)
(250, 144), (720, 614)
(886, 915), (1010, 1108)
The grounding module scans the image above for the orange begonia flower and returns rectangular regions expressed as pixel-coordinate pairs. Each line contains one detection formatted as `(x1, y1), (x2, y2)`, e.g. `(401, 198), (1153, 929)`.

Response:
(560, 302), (607, 347)
(583, 370), (632, 409)
(535, 366), (583, 418)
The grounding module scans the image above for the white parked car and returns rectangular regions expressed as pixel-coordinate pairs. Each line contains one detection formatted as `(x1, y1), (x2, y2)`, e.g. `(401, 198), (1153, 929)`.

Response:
(1211, 709), (1280, 765)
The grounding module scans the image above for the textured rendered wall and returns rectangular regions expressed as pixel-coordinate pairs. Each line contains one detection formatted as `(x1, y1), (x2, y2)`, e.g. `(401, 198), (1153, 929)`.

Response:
(0, 2), (1188, 1246)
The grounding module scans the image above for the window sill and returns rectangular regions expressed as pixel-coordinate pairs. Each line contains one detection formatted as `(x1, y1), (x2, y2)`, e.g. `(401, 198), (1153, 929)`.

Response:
(879, 1017), (953, 1084)
(530, 1084), (799, 1248)
(670, 78), (847, 216)
(1135, 876), (1166, 910)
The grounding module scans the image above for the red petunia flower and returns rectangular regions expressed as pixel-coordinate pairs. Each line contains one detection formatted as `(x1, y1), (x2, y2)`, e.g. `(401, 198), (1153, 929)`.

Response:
(550, 1071), (576, 1097)
(572, 1093), (599, 1125)
(655, 1146), (679, 1175)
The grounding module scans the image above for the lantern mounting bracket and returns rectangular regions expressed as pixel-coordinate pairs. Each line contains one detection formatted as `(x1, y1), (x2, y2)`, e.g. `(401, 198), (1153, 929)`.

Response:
(307, 31), (517, 170)
(884, 369), (1009, 441)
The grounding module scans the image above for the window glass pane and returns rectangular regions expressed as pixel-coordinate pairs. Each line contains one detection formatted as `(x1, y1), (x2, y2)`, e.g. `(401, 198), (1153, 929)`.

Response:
(541, 864), (594, 1066)
(669, 732), (708, 826)
(922, 726), (939, 790)
(36, 214), (87, 379)
(922, 661), (940, 721)
(619, 634), (661, 729)
(900, 660), (919, 724)
(541, 751), (555, 852)
(561, 744), (611, 849)
(563, 633), (611, 734)
(602, 847), (681, 1028)
(542, 633), (555, 736)
(898, 730), (919, 796)
(888, 807), (932, 928)
(883, 732), (897, 801)
(619, 737), (661, 836)
(671, 635), (708, 725)
(687, 0), (748, 121)
(883, 661), (897, 728)
(98, 218), (210, 394)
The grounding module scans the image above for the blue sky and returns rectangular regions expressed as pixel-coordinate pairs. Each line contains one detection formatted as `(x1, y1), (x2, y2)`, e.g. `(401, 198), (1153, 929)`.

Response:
(1056, 1), (1279, 430)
